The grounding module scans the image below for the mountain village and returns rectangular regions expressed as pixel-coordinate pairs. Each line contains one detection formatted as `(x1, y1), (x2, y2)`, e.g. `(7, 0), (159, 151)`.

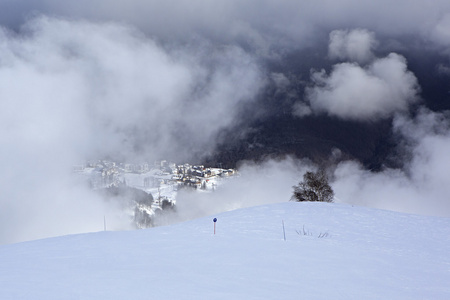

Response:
(74, 160), (237, 227)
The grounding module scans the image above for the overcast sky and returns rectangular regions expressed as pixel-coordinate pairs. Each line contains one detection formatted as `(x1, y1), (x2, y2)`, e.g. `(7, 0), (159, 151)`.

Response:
(1, 0), (450, 243)
(2, 0), (450, 46)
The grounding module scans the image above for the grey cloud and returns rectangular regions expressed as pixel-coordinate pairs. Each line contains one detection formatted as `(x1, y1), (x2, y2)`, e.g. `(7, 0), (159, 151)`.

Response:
(328, 29), (377, 64)
(437, 64), (450, 75)
(430, 13), (450, 51)
(292, 102), (313, 117)
(2, 0), (450, 53)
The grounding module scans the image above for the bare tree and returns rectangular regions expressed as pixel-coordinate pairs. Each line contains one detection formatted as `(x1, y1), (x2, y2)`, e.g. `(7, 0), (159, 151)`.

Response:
(291, 171), (334, 203)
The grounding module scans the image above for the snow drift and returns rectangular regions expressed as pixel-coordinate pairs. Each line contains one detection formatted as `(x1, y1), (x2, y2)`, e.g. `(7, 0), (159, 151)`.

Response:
(0, 202), (449, 299)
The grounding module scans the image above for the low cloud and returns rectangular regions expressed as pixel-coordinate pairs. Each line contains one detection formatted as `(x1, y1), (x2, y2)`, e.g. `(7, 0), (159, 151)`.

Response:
(332, 108), (450, 216)
(1, 16), (264, 162)
(304, 52), (420, 121)
(169, 118), (450, 220)
(158, 157), (311, 225)
(0, 16), (263, 244)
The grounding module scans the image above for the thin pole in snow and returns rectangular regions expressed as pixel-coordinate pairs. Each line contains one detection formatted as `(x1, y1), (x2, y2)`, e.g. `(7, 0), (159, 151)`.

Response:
(213, 218), (217, 235)
(104, 215), (107, 231)
(282, 220), (286, 241)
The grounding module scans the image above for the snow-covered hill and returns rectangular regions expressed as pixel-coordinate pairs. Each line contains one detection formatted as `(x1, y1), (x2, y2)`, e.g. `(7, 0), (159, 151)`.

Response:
(1, 202), (449, 299)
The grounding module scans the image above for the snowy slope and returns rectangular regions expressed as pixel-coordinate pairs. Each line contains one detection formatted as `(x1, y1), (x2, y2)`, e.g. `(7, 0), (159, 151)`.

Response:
(1, 202), (449, 300)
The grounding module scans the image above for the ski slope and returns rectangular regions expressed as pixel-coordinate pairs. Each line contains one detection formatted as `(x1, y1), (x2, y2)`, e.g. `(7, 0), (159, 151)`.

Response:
(1, 202), (449, 299)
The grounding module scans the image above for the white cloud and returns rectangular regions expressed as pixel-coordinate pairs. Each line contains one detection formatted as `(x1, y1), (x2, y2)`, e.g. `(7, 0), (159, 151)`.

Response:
(305, 53), (420, 121)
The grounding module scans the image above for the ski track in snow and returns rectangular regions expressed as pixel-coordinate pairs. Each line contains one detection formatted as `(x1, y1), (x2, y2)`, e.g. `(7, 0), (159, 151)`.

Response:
(0, 202), (449, 300)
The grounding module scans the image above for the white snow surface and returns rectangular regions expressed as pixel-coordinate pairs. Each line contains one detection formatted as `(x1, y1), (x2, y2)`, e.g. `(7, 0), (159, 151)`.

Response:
(1, 202), (449, 299)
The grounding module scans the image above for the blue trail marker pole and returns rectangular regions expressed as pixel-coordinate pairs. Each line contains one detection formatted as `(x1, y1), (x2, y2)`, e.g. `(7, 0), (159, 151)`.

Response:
(213, 218), (217, 235)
